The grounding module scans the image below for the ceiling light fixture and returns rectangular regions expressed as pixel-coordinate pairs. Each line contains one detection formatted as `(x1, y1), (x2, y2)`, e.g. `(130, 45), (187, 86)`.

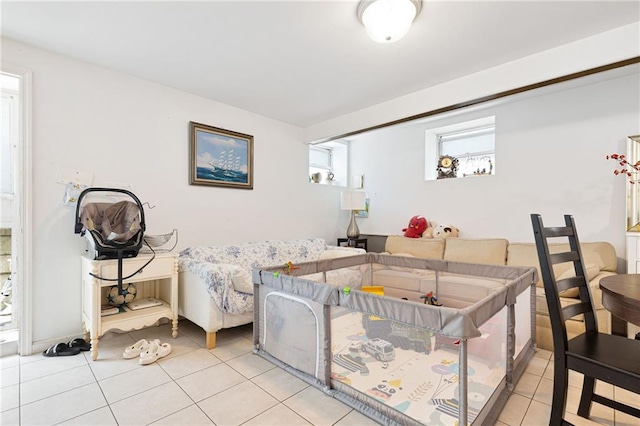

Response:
(357, 0), (422, 44)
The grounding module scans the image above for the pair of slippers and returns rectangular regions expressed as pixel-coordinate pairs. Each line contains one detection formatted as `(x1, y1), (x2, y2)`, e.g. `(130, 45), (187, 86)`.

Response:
(122, 338), (172, 365)
(43, 338), (91, 357)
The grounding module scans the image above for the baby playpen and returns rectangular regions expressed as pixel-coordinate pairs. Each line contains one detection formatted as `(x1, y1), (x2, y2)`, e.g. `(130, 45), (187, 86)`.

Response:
(252, 253), (537, 425)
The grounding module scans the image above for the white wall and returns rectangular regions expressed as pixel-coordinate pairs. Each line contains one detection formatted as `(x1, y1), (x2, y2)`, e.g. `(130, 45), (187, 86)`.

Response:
(307, 22), (640, 142)
(350, 71), (640, 261)
(1, 38), (349, 348)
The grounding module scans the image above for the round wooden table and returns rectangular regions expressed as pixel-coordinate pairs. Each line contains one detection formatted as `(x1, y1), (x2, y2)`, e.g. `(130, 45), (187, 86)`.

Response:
(600, 275), (640, 338)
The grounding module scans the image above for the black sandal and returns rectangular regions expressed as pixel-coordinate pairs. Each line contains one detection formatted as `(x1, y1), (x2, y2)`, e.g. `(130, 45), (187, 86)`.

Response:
(68, 338), (91, 351)
(43, 342), (81, 357)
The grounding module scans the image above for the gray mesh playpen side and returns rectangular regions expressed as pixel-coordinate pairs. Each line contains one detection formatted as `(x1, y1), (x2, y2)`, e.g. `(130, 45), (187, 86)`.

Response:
(252, 253), (537, 426)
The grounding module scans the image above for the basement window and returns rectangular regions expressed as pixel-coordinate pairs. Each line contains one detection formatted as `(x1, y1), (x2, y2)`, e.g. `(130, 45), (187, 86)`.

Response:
(308, 141), (347, 186)
(425, 116), (495, 180)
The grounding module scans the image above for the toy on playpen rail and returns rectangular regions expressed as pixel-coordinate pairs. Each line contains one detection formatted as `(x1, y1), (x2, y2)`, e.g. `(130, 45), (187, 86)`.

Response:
(420, 291), (442, 306)
(282, 261), (300, 275)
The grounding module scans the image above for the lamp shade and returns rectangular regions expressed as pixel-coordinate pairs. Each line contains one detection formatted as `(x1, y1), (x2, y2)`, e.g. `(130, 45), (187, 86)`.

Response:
(341, 191), (366, 211)
(357, 0), (421, 43)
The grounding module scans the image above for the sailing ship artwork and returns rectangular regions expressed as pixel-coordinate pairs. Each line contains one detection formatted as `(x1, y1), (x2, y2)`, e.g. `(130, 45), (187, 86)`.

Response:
(189, 122), (254, 189)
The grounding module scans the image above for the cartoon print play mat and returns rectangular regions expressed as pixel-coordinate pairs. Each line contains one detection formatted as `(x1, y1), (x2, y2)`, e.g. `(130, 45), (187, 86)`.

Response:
(252, 253), (537, 426)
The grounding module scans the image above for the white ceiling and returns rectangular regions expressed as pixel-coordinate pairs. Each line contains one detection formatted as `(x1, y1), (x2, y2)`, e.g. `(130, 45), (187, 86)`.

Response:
(2, 1), (639, 127)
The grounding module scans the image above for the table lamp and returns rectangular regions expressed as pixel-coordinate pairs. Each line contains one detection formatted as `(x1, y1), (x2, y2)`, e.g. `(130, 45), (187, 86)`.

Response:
(341, 191), (366, 239)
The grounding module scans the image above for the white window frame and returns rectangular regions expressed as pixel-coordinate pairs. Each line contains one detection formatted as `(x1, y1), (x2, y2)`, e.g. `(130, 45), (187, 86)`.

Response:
(308, 140), (348, 186)
(425, 116), (495, 180)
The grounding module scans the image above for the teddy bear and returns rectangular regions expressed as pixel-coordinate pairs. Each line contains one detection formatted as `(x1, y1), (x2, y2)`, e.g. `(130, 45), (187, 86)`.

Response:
(432, 224), (459, 239)
(402, 216), (428, 238)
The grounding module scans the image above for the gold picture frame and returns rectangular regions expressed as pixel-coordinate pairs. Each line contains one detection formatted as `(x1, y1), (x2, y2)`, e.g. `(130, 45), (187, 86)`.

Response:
(189, 122), (253, 189)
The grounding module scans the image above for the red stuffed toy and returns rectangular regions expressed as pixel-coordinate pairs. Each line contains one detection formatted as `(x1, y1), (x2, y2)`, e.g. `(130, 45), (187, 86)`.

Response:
(402, 216), (428, 238)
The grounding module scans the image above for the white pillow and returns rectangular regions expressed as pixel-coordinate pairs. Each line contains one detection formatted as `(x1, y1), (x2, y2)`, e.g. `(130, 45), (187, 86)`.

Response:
(230, 267), (253, 294)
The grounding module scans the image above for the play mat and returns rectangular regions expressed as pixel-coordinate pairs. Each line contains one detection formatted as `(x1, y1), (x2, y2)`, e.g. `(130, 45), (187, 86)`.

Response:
(252, 253), (537, 425)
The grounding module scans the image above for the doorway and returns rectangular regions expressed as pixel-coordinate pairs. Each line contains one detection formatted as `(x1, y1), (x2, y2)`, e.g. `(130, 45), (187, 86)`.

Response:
(1, 67), (31, 355)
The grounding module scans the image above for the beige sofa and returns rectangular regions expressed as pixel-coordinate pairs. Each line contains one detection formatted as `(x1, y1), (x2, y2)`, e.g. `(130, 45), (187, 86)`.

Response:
(377, 235), (618, 351)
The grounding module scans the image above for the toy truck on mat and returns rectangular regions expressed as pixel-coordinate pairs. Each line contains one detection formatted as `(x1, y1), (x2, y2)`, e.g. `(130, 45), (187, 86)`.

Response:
(362, 315), (432, 354)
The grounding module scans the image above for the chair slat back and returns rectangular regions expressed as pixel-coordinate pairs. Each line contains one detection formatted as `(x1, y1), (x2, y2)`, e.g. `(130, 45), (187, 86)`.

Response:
(531, 214), (599, 351)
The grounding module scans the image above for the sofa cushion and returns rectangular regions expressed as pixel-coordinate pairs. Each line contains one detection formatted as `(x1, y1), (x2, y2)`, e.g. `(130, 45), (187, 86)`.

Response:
(385, 235), (444, 259)
(443, 238), (508, 265)
(507, 242), (616, 288)
(318, 249), (360, 260)
(556, 263), (600, 298)
(372, 269), (427, 292)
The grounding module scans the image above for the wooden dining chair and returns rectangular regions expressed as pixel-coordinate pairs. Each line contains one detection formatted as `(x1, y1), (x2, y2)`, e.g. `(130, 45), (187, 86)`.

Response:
(531, 214), (640, 426)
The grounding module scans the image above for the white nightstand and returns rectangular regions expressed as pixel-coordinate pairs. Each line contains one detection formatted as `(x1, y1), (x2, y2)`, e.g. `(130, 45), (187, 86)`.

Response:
(81, 252), (178, 360)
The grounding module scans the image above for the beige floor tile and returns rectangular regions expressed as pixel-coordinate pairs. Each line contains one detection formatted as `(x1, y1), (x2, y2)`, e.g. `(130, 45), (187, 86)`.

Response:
(224, 323), (253, 341)
(198, 381), (278, 425)
(58, 406), (118, 425)
(99, 362), (172, 403)
(252, 366), (309, 401)
(226, 351), (275, 379)
(109, 381), (192, 425)
(0, 354), (19, 370)
(566, 386), (614, 426)
(20, 364), (95, 405)
(524, 356), (548, 377)
(514, 372), (542, 399)
(0, 408), (19, 425)
(533, 377), (553, 405)
(156, 335), (203, 361)
(534, 348), (553, 360)
(568, 369), (583, 389)
(128, 322), (176, 343)
(614, 409), (640, 426)
(158, 347), (220, 379)
(176, 362), (245, 402)
(284, 386), (353, 426)
(0, 365), (18, 388)
(151, 404), (214, 425)
(563, 411), (608, 425)
(614, 386), (640, 409)
(243, 402), (312, 426)
(594, 381), (614, 400)
(20, 353), (87, 383)
(126, 324), (202, 361)
(19, 352), (49, 366)
(493, 421), (509, 426)
(176, 320), (207, 347)
(0, 383), (18, 412)
(20, 383), (107, 425)
(88, 332), (141, 359)
(543, 361), (554, 380)
(497, 392), (530, 425)
(87, 351), (144, 381)
(521, 399), (551, 425)
(208, 334), (254, 361)
(334, 410), (380, 425)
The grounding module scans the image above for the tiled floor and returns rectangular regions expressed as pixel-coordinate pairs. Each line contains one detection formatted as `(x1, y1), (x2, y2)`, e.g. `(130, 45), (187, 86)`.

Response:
(0, 320), (637, 425)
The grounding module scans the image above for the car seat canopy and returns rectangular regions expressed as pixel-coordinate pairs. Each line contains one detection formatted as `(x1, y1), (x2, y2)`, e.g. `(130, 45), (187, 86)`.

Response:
(75, 188), (146, 259)
(80, 200), (141, 244)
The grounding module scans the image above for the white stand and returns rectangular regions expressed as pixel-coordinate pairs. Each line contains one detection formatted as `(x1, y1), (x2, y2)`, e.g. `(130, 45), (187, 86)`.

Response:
(81, 252), (178, 360)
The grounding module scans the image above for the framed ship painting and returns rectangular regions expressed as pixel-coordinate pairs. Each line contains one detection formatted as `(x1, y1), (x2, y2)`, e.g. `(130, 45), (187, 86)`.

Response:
(189, 121), (254, 189)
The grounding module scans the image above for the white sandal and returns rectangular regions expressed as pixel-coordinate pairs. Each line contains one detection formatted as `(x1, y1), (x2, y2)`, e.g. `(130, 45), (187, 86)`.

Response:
(122, 338), (160, 359)
(139, 342), (172, 365)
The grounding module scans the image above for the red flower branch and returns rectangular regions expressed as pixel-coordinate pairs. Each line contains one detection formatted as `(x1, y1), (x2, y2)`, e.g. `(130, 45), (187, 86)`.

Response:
(607, 153), (640, 184)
